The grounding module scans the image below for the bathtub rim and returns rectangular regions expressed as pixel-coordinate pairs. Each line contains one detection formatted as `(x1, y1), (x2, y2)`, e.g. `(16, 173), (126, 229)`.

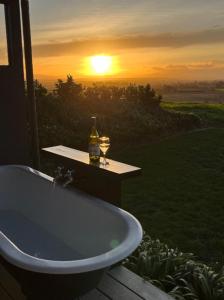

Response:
(0, 165), (143, 274)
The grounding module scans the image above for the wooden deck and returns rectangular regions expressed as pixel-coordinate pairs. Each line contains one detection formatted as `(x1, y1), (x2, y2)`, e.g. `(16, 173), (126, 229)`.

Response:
(0, 264), (174, 300)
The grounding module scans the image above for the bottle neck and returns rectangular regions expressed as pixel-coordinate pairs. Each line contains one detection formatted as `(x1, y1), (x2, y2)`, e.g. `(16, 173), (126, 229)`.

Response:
(92, 117), (96, 128)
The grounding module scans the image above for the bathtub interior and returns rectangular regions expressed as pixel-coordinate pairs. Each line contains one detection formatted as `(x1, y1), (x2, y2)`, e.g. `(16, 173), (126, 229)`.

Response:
(0, 167), (129, 261)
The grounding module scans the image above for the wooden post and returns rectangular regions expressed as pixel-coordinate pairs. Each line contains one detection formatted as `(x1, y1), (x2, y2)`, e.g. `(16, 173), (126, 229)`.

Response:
(21, 0), (40, 169)
(0, 0), (30, 165)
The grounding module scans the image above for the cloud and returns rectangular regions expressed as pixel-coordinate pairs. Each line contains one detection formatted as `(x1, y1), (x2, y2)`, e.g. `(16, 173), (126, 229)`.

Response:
(152, 61), (224, 72)
(150, 61), (224, 81)
(33, 28), (224, 57)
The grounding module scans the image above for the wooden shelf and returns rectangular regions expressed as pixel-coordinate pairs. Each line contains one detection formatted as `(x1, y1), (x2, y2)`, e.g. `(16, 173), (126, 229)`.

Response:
(42, 145), (141, 179)
(42, 145), (142, 206)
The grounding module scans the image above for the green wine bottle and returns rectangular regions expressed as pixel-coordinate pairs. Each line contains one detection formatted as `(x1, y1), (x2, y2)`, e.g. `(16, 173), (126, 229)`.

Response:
(89, 116), (100, 162)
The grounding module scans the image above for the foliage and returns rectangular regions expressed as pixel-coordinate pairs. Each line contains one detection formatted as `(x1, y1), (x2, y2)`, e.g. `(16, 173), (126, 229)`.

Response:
(34, 80), (48, 98)
(124, 234), (224, 300)
(35, 76), (201, 150)
(54, 75), (83, 101)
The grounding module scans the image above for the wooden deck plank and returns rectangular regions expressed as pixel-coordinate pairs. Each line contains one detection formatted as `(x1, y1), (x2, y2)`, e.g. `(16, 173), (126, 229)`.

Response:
(98, 272), (143, 300)
(0, 284), (12, 300)
(0, 263), (25, 300)
(109, 266), (174, 300)
(81, 289), (110, 300)
(0, 263), (174, 300)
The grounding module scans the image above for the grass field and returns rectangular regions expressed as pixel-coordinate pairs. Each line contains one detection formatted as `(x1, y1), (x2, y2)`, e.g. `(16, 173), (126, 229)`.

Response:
(114, 126), (224, 266)
(162, 102), (224, 127)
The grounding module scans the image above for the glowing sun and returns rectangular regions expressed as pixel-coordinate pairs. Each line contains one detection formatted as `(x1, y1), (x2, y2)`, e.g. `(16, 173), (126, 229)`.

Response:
(90, 55), (112, 75)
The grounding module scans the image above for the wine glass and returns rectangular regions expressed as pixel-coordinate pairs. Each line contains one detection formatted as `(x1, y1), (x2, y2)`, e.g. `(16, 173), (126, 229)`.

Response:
(99, 136), (110, 166)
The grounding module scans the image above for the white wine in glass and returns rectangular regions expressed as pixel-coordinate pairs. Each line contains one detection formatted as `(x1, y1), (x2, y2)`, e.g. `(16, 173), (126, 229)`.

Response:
(99, 136), (110, 165)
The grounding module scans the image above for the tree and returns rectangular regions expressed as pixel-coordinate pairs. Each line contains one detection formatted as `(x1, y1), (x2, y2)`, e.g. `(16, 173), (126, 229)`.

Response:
(138, 84), (162, 108)
(54, 75), (83, 101)
(34, 80), (48, 98)
(124, 84), (161, 109)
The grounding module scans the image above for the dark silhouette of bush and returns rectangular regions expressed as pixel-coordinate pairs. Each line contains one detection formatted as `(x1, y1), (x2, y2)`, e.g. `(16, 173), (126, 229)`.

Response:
(54, 75), (83, 101)
(34, 80), (48, 98)
(124, 84), (162, 109)
(35, 75), (201, 150)
(124, 234), (224, 300)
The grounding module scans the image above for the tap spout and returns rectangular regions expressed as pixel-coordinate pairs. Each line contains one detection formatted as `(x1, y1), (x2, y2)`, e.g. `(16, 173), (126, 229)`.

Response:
(53, 167), (75, 187)
(62, 170), (75, 188)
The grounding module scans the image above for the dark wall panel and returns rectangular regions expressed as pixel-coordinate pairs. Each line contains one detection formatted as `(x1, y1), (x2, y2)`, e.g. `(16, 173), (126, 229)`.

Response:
(0, 0), (30, 165)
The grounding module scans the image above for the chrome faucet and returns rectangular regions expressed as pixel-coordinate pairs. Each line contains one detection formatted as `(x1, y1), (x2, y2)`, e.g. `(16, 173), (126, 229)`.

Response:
(53, 166), (75, 188)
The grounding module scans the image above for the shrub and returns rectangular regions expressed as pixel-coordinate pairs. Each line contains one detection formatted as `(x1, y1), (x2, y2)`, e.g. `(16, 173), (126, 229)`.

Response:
(123, 234), (224, 300)
(35, 77), (201, 150)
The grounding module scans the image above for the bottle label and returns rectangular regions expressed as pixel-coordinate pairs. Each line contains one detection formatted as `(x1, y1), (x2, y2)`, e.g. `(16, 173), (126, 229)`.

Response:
(89, 144), (100, 156)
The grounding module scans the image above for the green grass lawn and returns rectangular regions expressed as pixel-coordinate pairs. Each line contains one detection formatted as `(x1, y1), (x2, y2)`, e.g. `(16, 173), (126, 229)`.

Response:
(162, 102), (224, 127)
(114, 128), (224, 265)
(215, 88), (224, 93)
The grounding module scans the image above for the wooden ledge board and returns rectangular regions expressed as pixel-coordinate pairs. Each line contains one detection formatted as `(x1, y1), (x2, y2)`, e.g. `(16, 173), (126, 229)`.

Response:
(42, 145), (141, 180)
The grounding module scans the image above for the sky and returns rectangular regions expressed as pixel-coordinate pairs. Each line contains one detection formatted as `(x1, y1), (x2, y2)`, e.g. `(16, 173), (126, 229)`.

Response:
(1, 1), (224, 81)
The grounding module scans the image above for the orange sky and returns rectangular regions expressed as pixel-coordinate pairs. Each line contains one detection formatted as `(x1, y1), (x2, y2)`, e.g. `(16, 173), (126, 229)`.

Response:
(26, 0), (224, 82)
(33, 44), (224, 82)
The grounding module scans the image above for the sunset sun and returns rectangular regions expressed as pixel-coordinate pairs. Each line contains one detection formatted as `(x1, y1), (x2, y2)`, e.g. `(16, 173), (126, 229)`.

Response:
(90, 55), (112, 75)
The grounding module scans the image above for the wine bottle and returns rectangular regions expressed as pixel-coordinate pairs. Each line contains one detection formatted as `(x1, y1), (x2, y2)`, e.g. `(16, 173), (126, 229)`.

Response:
(89, 116), (100, 162)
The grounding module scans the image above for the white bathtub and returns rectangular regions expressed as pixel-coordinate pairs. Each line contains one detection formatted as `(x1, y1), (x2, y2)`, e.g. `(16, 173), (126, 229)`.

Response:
(0, 165), (142, 298)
